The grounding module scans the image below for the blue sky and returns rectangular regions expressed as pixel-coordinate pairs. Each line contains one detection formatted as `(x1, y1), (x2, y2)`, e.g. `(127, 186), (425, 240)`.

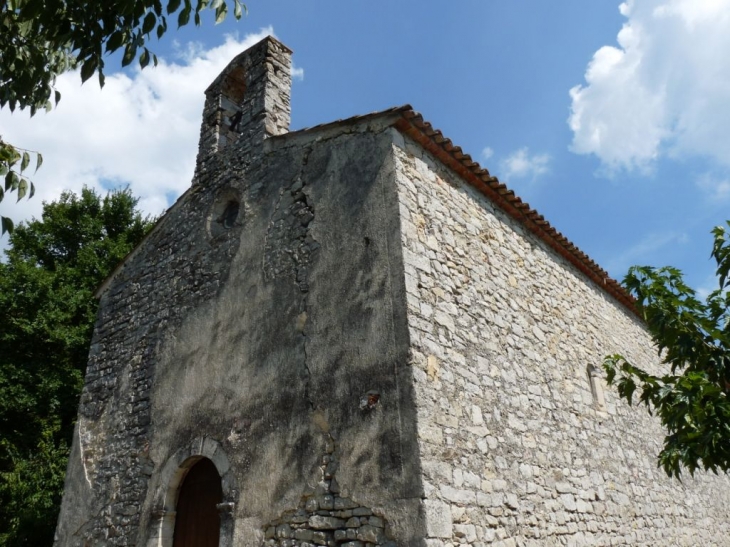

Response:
(2, 0), (729, 295)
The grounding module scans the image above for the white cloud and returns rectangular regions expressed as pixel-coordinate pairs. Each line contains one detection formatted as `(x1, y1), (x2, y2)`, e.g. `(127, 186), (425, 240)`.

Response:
(499, 147), (550, 180)
(569, 0), (730, 172)
(0, 27), (279, 234)
(481, 146), (494, 160)
(291, 65), (305, 80)
(604, 230), (688, 274)
(695, 269), (728, 299)
(696, 172), (730, 202)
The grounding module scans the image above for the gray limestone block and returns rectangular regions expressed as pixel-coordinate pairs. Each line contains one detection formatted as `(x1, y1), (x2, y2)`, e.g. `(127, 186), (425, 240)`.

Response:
(308, 515), (346, 530)
(423, 500), (452, 539)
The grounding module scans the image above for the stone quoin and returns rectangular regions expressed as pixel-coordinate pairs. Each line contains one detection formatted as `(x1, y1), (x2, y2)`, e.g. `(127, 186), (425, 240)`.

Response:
(55, 36), (730, 546)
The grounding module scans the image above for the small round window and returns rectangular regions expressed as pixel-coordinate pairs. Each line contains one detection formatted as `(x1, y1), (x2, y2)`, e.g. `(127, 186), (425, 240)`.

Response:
(207, 187), (242, 241)
(220, 201), (240, 229)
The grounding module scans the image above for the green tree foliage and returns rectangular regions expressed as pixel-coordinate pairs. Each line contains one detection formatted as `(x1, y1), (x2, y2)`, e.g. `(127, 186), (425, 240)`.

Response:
(604, 221), (730, 478)
(1, 0), (245, 232)
(0, 141), (40, 235)
(0, 187), (154, 545)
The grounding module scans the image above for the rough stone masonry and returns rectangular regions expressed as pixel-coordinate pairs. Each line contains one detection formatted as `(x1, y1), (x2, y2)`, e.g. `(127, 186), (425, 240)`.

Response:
(55, 36), (730, 547)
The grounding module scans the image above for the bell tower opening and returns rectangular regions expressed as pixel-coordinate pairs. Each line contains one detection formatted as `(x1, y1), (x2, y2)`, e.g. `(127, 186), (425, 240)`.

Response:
(172, 458), (223, 547)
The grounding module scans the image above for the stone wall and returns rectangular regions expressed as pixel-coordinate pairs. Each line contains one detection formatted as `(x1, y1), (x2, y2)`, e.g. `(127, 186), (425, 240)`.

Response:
(392, 131), (730, 547)
(55, 115), (424, 545)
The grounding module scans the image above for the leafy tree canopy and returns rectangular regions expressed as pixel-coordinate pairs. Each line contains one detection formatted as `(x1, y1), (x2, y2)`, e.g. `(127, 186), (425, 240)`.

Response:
(0, 186), (154, 545)
(604, 221), (730, 478)
(1, 0), (245, 233)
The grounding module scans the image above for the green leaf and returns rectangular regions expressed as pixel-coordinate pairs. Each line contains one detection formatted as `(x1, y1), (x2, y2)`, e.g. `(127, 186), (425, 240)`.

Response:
(122, 44), (137, 67)
(6, 147), (20, 167)
(6, 170), (18, 191)
(167, 0), (182, 13)
(21, 152), (30, 173)
(30, 181), (36, 199)
(215, 1), (227, 24)
(0, 146), (12, 164)
(106, 31), (125, 53)
(139, 49), (150, 68)
(80, 58), (96, 83)
(35, 152), (43, 173)
(178, 5), (191, 27)
(711, 223), (730, 290)
(17, 178), (28, 201)
(143, 12), (156, 35)
(1, 215), (13, 235)
(233, 0), (243, 19)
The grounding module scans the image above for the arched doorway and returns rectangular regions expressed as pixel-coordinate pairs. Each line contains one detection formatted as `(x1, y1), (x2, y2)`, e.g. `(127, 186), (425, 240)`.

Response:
(172, 458), (223, 547)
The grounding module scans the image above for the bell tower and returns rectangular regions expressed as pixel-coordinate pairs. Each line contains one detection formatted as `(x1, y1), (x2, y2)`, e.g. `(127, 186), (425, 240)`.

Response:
(194, 36), (292, 177)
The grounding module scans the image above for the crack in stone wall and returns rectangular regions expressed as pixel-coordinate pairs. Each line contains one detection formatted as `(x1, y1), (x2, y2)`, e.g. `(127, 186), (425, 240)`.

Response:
(263, 168), (319, 293)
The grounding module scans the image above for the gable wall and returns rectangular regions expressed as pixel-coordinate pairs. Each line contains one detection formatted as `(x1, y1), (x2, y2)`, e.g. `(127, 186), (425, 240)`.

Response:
(56, 127), (424, 546)
(392, 130), (730, 547)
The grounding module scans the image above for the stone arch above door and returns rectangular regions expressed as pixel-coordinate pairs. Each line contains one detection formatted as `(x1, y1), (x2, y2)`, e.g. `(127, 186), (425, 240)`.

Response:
(146, 437), (237, 547)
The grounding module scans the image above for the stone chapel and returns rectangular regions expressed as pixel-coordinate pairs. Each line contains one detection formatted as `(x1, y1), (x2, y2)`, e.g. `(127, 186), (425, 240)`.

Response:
(55, 36), (730, 547)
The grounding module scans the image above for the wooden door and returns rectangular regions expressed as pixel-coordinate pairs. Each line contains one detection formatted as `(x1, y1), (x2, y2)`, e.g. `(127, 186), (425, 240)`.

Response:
(172, 458), (223, 547)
